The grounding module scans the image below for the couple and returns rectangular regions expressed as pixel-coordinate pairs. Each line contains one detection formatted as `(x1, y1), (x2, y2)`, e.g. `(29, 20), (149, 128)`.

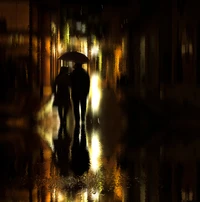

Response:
(52, 63), (90, 127)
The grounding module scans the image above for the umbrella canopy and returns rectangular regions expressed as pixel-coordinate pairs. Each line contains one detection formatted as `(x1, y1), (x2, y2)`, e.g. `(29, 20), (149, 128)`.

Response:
(58, 51), (89, 64)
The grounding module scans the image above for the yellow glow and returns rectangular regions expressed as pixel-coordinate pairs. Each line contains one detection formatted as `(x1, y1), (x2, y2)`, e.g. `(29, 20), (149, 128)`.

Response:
(57, 191), (65, 201)
(83, 191), (88, 201)
(52, 189), (65, 202)
(90, 131), (101, 172)
(80, 38), (88, 56)
(90, 73), (101, 114)
(36, 95), (54, 120)
(181, 190), (193, 201)
(66, 23), (70, 44)
(91, 190), (100, 201)
(121, 37), (127, 74)
(58, 43), (63, 54)
(98, 50), (102, 73)
(73, 189), (88, 201)
(114, 168), (123, 200)
(91, 45), (99, 56)
(51, 22), (56, 34)
(69, 36), (88, 53)
(35, 95), (60, 151)
(92, 35), (97, 44)
(106, 59), (109, 84)
(114, 47), (122, 78)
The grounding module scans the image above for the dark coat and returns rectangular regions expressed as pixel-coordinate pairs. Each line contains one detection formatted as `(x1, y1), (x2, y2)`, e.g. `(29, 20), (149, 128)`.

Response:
(70, 66), (90, 98)
(52, 71), (70, 107)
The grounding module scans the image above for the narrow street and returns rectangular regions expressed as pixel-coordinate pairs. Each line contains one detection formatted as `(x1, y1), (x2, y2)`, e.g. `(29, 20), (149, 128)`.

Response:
(0, 72), (128, 202)
(1, 2), (200, 202)
(1, 72), (200, 202)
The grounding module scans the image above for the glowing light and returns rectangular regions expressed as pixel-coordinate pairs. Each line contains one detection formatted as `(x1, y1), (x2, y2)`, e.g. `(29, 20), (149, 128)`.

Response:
(58, 43), (63, 54)
(63, 23), (70, 46)
(114, 47), (122, 80)
(90, 131), (101, 172)
(91, 45), (99, 56)
(91, 190), (100, 201)
(98, 50), (102, 73)
(114, 168), (123, 200)
(83, 190), (88, 200)
(76, 21), (81, 31)
(35, 95), (60, 151)
(82, 24), (86, 33)
(52, 189), (65, 202)
(57, 192), (65, 201)
(72, 189), (88, 201)
(36, 95), (54, 120)
(80, 38), (88, 56)
(51, 22), (56, 34)
(90, 73), (101, 113)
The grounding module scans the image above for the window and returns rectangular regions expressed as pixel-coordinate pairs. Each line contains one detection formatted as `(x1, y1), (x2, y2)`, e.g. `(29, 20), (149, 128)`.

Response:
(8, 34), (24, 46)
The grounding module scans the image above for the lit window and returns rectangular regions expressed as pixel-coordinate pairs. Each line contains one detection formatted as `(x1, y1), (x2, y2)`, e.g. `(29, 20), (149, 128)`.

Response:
(76, 21), (81, 31)
(182, 44), (186, 54)
(82, 24), (86, 33)
(51, 22), (56, 34)
(9, 34), (24, 45)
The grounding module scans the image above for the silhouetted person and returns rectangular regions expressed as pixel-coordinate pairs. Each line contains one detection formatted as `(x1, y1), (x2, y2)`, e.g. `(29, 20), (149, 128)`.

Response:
(70, 124), (90, 176)
(70, 63), (90, 125)
(52, 66), (71, 126)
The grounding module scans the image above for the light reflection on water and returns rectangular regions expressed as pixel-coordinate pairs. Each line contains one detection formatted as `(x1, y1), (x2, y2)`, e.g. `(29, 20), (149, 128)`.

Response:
(90, 73), (102, 115)
(90, 130), (102, 173)
(0, 47), (128, 201)
(2, 28), (200, 201)
(27, 70), (127, 202)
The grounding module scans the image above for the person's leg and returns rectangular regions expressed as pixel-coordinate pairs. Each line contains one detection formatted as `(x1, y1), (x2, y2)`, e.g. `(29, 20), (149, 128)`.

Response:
(80, 96), (87, 123)
(72, 97), (80, 125)
(63, 103), (69, 126)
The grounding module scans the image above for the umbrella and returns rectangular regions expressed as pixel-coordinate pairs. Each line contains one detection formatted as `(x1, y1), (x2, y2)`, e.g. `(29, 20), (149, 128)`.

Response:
(58, 51), (89, 64)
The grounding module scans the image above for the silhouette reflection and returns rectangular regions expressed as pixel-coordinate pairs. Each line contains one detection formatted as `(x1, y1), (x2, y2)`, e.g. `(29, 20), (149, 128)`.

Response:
(70, 124), (90, 176)
(52, 123), (71, 177)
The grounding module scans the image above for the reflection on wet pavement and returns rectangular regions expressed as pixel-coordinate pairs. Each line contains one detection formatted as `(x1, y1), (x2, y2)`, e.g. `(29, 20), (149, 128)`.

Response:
(0, 72), (128, 202)
(2, 71), (200, 201)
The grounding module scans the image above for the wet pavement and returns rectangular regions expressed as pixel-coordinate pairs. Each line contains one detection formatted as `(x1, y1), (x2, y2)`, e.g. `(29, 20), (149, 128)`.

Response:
(0, 73), (128, 202)
(0, 73), (200, 202)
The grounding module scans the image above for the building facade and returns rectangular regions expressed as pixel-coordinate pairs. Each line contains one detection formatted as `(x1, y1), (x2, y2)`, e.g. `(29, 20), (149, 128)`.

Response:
(0, 0), (60, 97)
(127, 0), (200, 107)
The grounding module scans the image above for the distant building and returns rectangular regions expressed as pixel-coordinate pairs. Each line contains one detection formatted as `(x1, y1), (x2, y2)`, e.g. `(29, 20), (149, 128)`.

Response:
(0, 0), (60, 96)
(127, 0), (200, 107)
